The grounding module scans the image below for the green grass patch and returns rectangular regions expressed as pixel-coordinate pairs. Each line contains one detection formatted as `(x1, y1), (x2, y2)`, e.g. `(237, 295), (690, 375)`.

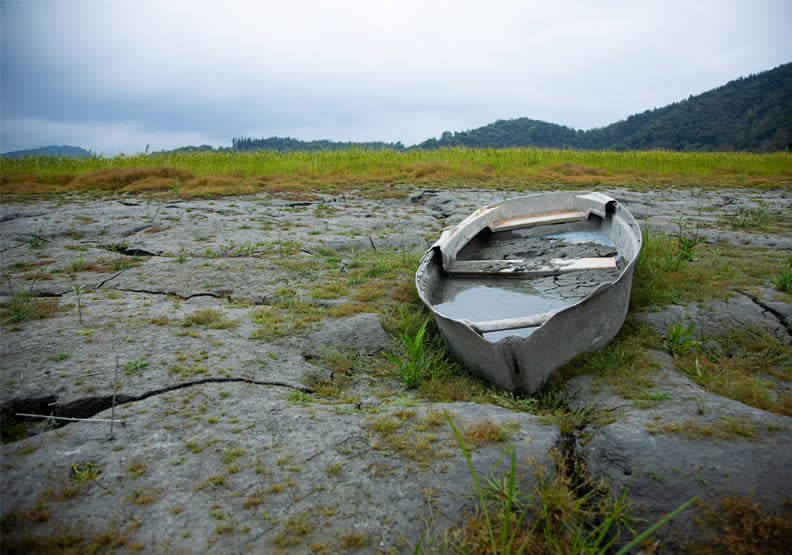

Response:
(430, 411), (695, 554)
(249, 301), (325, 340)
(772, 257), (792, 293)
(1, 275), (61, 324)
(4, 148), (789, 200)
(558, 318), (662, 403)
(632, 225), (788, 309)
(689, 494), (792, 553)
(675, 328), (792, 416)
(121, 359), (150, 376)
(646, 415), (771, 440)
(722, 204), (792, 233)
(181, 308), (237, 329)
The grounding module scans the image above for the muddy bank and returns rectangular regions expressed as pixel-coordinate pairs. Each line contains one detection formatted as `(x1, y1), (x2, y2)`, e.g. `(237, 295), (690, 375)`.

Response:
(1, 186), (791, 552)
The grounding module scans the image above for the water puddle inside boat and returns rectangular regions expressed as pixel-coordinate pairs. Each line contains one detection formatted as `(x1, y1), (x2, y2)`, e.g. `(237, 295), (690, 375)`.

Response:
(432, 225), (620, 342)
(431, 279), (571, 342)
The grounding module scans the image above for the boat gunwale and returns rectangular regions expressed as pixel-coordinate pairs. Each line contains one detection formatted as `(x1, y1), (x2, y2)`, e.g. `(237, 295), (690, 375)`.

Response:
(417, 191), (642, 340)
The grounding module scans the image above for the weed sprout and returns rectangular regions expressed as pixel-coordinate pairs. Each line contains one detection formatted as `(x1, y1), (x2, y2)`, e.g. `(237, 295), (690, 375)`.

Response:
(384, 318), (431, 388)
(771, 257), (792, 293)
(665, 316), (700, 356)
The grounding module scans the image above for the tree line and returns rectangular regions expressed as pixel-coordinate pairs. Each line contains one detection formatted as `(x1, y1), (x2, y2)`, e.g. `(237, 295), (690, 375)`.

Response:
(232, 137), (406, 152)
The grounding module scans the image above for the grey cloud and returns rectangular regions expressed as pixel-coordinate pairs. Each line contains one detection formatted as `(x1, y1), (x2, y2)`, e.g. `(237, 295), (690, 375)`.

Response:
(2, 0), (791, 153)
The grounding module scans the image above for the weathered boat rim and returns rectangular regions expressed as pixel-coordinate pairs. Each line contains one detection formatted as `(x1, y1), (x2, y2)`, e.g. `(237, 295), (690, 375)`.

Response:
(417, 190), (642, 343)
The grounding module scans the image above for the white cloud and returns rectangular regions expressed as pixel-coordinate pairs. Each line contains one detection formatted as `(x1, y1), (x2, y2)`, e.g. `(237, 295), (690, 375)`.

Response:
(2, 0), (790, 152)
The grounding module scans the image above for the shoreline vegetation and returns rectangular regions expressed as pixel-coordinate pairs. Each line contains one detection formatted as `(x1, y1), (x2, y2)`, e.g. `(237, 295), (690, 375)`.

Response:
(2, 148), (791, 199)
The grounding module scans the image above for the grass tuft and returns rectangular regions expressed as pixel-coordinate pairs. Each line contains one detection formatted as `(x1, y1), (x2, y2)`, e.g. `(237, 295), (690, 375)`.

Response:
(665, 316), (700, 356)
(690, 494), (792, 553)
(459, 417), (517, 448)
(771, 257), (792, 293)
(384, 318), (431, 387)
(646, 415), (767, 440)
(182, 308), (237, 329)
(432, 410), (696, 554)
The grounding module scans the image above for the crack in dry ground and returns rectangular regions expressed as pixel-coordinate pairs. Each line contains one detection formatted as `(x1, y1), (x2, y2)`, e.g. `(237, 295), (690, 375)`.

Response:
(6, 376), (314, 433)
(739, 289), (792, 335)
(1, 186), (791, 552)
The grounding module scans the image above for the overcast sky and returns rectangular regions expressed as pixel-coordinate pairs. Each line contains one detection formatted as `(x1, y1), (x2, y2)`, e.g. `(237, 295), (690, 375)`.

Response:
(2, 0), (790, 155)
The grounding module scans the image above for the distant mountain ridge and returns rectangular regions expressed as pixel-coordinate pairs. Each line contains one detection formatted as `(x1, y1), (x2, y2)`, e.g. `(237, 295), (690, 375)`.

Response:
(2, 145), (92, 158)
(417, 62), (792, 152)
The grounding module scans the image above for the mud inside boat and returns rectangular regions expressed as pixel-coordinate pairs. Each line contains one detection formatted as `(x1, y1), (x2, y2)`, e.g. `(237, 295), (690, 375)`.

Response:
(431, 218), (627, 342)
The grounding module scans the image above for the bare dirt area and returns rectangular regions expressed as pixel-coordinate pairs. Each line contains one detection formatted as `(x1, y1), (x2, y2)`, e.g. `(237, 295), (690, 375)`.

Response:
(2, 186), (791, 552)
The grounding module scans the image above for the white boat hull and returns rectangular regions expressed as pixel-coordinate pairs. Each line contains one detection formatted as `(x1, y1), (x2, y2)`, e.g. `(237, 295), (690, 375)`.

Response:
(415, 191), (642, 393)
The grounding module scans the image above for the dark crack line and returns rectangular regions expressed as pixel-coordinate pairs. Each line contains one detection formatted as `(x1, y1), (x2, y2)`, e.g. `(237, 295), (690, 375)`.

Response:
(552, 428), (630, 549)
(5, 378), (313, 437)
(113, 287), (228, 300)
(20, 272), (125, 297)
(61, 377), (312, 412)
(737, 289), (792, 337)
(190, 206), (240, 215)
(131, 377), (313, 402)
(0, 212), (47, 223)
(0, 243), (27, 254)
(94, 271), (126, 289)
(122, 224), (155, 236)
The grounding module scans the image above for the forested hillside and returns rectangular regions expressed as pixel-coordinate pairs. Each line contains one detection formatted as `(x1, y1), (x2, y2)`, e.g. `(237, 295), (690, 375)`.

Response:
(415, 119), (580, 150)
(418, 62), (791, 152)
(580, 62), (792, 151)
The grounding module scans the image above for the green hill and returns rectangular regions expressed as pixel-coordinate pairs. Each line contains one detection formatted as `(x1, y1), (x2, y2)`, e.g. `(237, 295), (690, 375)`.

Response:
(2, 145), (92, 158)
(415, 119), (581, 150)
(418, 62), (792, 152)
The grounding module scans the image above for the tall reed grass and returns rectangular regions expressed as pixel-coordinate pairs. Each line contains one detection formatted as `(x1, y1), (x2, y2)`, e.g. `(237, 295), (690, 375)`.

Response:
(2, 148), (790, 198)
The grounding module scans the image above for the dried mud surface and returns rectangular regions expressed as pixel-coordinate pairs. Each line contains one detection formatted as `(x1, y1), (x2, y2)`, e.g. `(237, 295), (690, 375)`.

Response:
(1, 186), (791, 552)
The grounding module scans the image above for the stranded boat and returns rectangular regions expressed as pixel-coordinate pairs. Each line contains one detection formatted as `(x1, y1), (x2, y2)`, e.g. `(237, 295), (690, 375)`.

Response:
(415, 191), (642, 393)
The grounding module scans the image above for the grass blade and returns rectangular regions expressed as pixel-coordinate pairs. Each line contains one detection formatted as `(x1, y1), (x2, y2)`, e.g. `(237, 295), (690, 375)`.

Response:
(444, 409), (497, 554)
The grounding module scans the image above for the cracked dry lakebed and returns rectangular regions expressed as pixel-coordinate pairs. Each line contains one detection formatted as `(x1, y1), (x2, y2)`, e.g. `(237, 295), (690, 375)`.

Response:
(1, 186), (791, 552)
